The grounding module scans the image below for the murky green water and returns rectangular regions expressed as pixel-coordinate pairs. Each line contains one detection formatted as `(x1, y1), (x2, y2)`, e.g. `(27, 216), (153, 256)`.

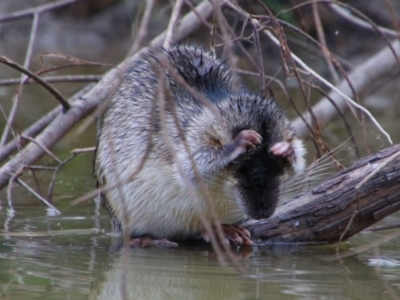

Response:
(1, 196), (400, 300)
(1, 2), (400, 299)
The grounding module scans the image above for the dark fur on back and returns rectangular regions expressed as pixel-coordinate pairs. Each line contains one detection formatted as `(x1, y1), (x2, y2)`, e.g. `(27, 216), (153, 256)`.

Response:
(163, 45), (233, 99)
(160, 45), (294, 219)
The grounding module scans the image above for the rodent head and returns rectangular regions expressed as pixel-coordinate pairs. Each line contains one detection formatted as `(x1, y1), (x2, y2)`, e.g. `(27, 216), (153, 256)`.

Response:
(218, 94), (306, 219)
(230, 142), (290, 219)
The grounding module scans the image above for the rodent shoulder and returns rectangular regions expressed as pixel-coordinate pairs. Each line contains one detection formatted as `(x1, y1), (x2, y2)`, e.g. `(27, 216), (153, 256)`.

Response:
(161, 45), (236, 101)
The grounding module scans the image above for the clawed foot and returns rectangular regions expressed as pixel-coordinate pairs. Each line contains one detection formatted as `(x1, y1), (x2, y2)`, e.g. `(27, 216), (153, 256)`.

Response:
(202, 224), (253, 246)
(128, 237), (178, 248)
(228, 130), (262, 161)
(270, 141), (294, 160)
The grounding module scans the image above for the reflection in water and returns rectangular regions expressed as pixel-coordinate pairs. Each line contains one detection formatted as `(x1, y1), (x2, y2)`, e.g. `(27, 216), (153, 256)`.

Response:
(91, 243), (400, 300)
(94, 247), (240, 300)
(1, 219), (400, 300)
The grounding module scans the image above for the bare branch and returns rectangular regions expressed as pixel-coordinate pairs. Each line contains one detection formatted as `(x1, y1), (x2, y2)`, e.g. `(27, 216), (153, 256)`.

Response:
(0, 0), (215, 191)
(163, 0), (184, 48)
(0, 0), (82, 23)
(292, 40), (400, 141)
(0, 56), (71, 110)
(328, 2), (400, 38)
(0, 13), (39, 148)
(0, 84), (94, 165)
(243, 143), (400, 245)
(16, 178), (61, 214)
(128, 0), (155, 55)
(0, 75), (100, 86)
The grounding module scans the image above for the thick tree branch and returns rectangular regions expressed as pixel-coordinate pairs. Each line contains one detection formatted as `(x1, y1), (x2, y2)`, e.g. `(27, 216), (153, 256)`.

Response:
(0, 0), (215, 190)
(243, 143), (400, 245)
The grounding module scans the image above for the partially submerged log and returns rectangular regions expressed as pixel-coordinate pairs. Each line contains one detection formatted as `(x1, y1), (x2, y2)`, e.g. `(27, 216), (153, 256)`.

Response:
(243, 143), (400, 246)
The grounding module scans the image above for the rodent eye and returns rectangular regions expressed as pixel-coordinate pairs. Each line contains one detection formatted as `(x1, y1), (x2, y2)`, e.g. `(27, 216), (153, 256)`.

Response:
(209, 137), (222, 147)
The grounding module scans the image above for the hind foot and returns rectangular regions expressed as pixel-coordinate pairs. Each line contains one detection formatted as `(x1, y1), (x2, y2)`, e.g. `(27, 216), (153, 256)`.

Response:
(128, 237), (178, 248)
(202, 225), (253, 246)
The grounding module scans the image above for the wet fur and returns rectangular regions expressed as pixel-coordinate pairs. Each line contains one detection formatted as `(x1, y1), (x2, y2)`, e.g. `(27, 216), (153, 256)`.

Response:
(94, 45), (305, 239)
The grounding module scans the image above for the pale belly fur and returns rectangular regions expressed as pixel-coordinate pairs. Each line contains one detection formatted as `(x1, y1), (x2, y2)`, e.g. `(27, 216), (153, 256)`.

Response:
(105, 160), (244, 239)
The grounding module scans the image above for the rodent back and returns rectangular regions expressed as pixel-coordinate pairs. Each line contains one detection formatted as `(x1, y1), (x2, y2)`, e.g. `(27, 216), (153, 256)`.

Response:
(161, 45), (236, 103)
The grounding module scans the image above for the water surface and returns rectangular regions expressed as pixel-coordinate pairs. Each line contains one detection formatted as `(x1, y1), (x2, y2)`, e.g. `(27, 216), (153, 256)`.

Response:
(1, 2), (400, 299)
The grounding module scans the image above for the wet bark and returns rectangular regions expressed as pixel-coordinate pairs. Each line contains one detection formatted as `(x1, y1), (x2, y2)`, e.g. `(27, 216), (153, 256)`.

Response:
(243, 143), (400, 246)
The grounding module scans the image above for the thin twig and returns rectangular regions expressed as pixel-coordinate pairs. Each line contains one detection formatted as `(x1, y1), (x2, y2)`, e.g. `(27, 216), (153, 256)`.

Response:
(280, 1), (400, 68)
(264, 32), (393, 144)
(48, 147), (95, 202)
(0, 84), (94, 165)
(311, 0), (339, 84)
(30, 168), (43, 197)
(0, 12), (39, 149)
(28, 165), (57, 171)
(128, 0), (155, 56)
(0, 56), (71, 110)
(6, 169), (23, 211)
(21, 135), (62, 164)
(328, 2), (399, 38)
(16, 178), (61, 214)
(0, 75), (100, 86)
(163, 0), (184, 48)
(250, 20), (265, 94)
(0, 0), (82, 23)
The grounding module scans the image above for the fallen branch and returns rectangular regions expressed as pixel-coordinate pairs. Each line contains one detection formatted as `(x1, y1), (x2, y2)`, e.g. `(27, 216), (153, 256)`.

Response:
(292, 40), (400, 140)
(0, 0), (215, 190)
(243, 143), (400, 245)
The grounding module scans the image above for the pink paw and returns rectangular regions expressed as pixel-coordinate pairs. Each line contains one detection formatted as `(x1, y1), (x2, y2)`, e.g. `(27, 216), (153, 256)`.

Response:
(270, 141), (294, 159)
(235, 130), (262, 150)
(228, 130), (262, 161)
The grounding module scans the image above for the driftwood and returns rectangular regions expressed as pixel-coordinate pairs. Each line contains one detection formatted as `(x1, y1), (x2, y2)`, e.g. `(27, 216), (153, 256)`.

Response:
(243, 143), (400, 245)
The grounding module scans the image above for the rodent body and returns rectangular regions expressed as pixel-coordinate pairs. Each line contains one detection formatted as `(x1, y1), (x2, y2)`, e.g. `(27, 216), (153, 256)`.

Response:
(94, 45), (306, 242)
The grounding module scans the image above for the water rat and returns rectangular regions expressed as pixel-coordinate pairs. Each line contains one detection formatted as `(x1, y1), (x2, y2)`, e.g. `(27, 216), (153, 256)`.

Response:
(94, 45), (306, 247)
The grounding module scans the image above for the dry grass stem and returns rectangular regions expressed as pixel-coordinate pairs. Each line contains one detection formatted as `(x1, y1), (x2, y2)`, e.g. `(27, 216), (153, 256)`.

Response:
(0, 75), (101, 86)
(128, 0), (155, 56)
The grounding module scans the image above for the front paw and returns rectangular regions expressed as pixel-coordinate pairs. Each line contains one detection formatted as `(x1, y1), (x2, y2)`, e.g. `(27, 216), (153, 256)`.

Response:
(270, 141), (294, 159)
(201, 224), (253, 246)
(270, 140), (306, 173)
(227, 130), (262, 161)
